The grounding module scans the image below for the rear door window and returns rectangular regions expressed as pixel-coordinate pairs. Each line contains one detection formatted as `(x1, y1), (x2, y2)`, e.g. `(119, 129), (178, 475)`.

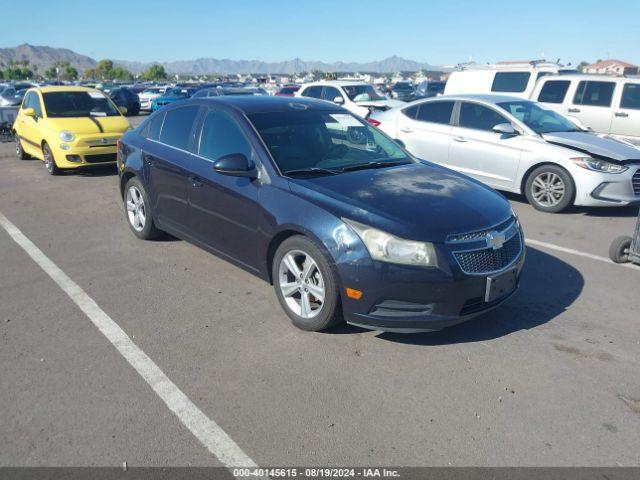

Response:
(459, 102), (508, 131)
(159, 106), (200, 150)
(321, 86), (342, 102)
(301, 86), (323, 99)
(491, 72), (531, 93)
(537, 80), (570, 103)
(620, 83), (640, 110)
(402, 105), (419, 119)
(416, 101), (454, 124)
(573, 81), (615, 107)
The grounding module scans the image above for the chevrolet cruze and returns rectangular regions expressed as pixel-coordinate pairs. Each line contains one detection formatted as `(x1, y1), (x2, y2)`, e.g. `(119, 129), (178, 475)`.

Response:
(117, 96), (525, 332)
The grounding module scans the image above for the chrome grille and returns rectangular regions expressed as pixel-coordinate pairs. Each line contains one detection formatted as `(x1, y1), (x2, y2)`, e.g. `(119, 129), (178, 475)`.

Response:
(633, 169), (640, 196)
(448, 217), (515, 242)
(454, 233), (522, 274)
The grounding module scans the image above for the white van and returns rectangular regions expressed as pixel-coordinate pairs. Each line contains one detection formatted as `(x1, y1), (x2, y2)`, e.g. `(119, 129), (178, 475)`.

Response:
(531, 75), (640, 145)
(444, 62), (567, 99)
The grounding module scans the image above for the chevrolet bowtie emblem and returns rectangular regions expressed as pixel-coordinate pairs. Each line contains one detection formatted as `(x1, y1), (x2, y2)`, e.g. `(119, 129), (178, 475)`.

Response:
(486, 231), (506, 250)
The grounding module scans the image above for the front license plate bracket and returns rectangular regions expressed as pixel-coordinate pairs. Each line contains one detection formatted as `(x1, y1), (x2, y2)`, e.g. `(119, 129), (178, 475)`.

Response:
(485, 268), (517, 303)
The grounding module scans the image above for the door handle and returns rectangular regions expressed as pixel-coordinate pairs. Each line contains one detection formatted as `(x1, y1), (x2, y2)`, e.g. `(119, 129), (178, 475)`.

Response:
(188, 175), (204, 188)
(453, 136), (467, 142)
(567, 108), (581, 113)
(400, 127), (413, 133)
(615, 112), (629, 118)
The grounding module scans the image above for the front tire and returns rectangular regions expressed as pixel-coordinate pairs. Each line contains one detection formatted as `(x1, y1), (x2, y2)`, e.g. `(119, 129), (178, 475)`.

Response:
(273, 236), (343, 331)
(525, 165), (575, 213)
(609, 236), (632, 263)
(124, 177), (162, 240)
(42, 143), (61, 175)
(15, 136), (30, 160)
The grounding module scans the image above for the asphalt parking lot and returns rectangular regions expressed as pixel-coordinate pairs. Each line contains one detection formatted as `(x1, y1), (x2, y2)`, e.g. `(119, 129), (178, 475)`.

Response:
(1, 116), (639, 468)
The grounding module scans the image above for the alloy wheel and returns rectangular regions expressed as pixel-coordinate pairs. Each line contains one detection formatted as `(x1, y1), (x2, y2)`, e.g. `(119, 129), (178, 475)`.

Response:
(15, 138), (22, 157)
(278, 249), (325, 319)
(531, 172), (565, 207)
(126, 186), (147, 232)
(44, 147), (54, 172)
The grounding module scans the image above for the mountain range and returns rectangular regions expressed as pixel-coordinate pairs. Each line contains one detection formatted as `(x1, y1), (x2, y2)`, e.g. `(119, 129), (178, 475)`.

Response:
(0, 44), (443, 75)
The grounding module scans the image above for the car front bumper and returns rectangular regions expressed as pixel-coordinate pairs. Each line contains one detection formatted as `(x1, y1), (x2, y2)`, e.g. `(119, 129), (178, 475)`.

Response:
(51, 137), (120, 168)
(336, 230), (526, 333)
(573, 163), (640, 206)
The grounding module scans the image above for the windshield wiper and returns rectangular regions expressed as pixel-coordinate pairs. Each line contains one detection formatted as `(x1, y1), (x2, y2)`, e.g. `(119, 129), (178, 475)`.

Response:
(338, 160), (409, 172)
(284, 167), (341, 177)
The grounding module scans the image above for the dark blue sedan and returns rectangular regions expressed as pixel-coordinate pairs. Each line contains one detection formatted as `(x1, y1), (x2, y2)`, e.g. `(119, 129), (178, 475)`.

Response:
(117, 96), (524, 332)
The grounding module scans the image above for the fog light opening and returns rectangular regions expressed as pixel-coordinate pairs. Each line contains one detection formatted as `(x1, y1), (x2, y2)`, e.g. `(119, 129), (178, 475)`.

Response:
(65, 155), (82, 163)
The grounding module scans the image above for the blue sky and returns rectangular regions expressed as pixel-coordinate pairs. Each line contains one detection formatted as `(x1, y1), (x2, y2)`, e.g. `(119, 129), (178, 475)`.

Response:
(2, 0), (638, 66)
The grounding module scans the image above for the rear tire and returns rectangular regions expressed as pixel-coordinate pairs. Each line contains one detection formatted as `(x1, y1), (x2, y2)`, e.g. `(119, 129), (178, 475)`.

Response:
(15, 136), (30, 160)
(123, 177), (163, 240)
(272, 235), (343, 331)
(609, 236), (632, 263)
(42, 143), (61, 175)
(525, 165), (575, 213)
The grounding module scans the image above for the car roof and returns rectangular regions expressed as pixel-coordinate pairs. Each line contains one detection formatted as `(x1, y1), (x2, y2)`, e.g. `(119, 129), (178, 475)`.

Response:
(424, 93), (528, 104)
(31, 86), (102, 94)
(185, 95), (341, 114)
(539, 74), (638, 83)
(302, 80), (370, 87)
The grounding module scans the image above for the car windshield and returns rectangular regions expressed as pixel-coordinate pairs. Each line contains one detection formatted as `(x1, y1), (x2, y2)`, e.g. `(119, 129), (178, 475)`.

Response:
(165, 87), (189, 97)
(143, 88), (162, 94)
(42, 91), (120, 117)
(248, 110), (411, 176)
(393, 83), (414, 91)
(497, 100), (581, 134)
(342, 85), (385, 102)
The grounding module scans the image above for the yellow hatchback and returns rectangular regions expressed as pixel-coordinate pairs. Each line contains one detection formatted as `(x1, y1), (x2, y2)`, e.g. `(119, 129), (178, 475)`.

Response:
(12, 86), (131, 175)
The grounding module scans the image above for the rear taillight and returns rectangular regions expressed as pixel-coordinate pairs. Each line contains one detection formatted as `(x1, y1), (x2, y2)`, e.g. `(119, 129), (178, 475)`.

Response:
(367, 118), (381, 127)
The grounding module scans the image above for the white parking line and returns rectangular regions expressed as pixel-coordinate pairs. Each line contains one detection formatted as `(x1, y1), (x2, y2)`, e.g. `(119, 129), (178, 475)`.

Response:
(0, 211), (258, 473)
(526, 238), (639, 270)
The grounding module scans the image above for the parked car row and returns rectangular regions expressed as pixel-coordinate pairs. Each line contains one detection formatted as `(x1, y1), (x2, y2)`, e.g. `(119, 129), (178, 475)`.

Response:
(445, 65), (640, 145)
(11, 86), (525, 334)
(371, 94), (640, 212)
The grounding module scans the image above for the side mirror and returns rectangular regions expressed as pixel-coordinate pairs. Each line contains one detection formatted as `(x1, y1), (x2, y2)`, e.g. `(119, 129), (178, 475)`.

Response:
(118, 106), (128, 115)
(213, 153), (257, 178)
(333, 96), (344, 105)
(22, 107), (36, 118)
(493, 123), (517, 135)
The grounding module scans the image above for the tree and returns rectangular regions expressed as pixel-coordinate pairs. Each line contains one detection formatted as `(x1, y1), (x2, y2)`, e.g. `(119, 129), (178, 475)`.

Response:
(2, 60), (33, 80)
(110, 66), (133, 81)
(95, 59), (114, 80)
(577, 61), (590, 72)
(82, 60), (132, 81)
(140, 64), (168, 81)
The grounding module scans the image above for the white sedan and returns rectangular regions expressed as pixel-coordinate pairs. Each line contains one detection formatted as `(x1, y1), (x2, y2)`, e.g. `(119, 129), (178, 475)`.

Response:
(370, 94), (640, 213)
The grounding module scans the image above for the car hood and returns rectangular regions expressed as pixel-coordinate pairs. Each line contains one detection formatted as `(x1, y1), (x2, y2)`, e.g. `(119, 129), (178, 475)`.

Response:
(288, 162), (512, 243)
(45, 116), (130, 135)
(542, 131), (640, 163)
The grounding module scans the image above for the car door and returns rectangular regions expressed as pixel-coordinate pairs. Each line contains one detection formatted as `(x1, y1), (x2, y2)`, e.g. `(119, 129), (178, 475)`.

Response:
(609, 81), (640, 144)
(143, 105), (200, 233)
(567, 80), (615, 134)
(186, 107), (260, 269)
(16, 91), (43, 156)
(396, 100), (454, 165)
(448, 101), (523, 190)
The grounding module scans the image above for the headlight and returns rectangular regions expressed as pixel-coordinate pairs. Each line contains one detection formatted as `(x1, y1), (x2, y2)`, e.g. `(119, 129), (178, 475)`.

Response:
(344, 219), (437, 267)
(571, 157), (627, 174)
(59, 130), (75, 142)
